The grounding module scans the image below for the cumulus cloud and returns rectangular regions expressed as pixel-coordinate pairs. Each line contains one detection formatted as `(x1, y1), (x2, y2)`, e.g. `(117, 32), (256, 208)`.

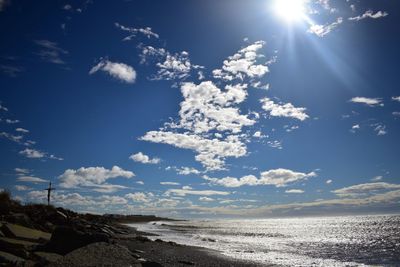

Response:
(175, 81), (255, 134)
(165, 187), (230, 197)
(89, 59), (136, 83)
(212, 41), (269, 81)
(115, 22), (159, 40)
(204, 168), (316, 188)
(19, 148), (45, 158)
(129, 152), (160, 164)
(349, 10), (388, 21)
(308, 17), (343, 37)
(141, 131), (246, 170)
(260, 98), (309, 121)
(59, 166), (134, 192)
(332, 182), (400, 198)
(285, 189), (304, 194)
(125, 192), (154, 203)
(34, 40), (68, 64)
(175, 167), (201, 175)
(350, 97), (383, 107)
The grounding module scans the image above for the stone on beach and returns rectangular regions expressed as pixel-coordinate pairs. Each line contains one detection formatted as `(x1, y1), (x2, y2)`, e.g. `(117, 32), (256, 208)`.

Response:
(48, 242), (142, 267)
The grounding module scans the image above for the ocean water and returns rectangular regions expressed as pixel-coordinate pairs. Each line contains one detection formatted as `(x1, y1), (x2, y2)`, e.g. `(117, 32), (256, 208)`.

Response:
(132, 214), (400, 266)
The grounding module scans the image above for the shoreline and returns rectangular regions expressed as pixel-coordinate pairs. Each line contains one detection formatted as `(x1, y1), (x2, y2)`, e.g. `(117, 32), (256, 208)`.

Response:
(116, 223), (267, 267)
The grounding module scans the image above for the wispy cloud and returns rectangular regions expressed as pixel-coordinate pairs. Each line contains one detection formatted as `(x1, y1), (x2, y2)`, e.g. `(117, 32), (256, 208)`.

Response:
(115, 22), (159, 40)
(17, 176), (48, 183)
(285, 189), (304, 194)
(308, 17), (343, 37)
(332, 182), (400, 198)
(165, 187), (230, 197)
(349, 10), (388, 21)
(0, 65), (24, 77)
(350, 97), (383, 107)
(89, 59), (136, 83)
(34, 40), (68, 64)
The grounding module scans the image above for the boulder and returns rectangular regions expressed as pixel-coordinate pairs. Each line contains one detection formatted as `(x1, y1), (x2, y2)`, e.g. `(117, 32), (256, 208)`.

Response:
(0, 251), (25, 265)
(1, 223), (51, 242)
(0, 237), (38, 258)
(33, 251), (63, 265)
(48, 242), (142, 267)
(42, 226), (109, 255)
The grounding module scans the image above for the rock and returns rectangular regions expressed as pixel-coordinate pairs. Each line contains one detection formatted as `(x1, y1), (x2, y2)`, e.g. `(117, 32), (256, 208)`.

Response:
(33, 251), (63, 264)
(0, 251), (25, 265)
(0, 223), (51, 242)
(42, 226), (109, 255)
(178, 260), (195, 265)
(0, 237), (38, 258)
(48, 242), (142, 267)
(135, 235), (151, 242)
(141, 260), (164, 267)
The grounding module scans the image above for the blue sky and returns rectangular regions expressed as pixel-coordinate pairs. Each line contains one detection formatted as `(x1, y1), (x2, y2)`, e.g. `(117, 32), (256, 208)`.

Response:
(1, 0), (400, 218)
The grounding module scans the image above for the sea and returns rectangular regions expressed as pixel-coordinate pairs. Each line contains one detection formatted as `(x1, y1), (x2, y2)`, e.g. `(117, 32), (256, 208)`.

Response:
(132, 214), (400, 266)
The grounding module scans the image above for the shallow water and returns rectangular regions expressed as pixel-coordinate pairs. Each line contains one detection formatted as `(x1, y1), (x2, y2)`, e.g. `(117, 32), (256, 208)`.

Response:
(132, 214), (400, 266)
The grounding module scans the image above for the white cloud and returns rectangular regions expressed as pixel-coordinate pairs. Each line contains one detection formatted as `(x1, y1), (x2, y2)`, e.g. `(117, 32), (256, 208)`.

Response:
(139, 46), (167, 64)
(332, 182), (400, 198)
(15, 185), (31, 191)
(165, 187), (230, 197)
(326, 179), (333, 184)
(115, 22), (159, 39)
(204, 168), (316, 188)
(175, 81), (255, 134)
(5, 119), (19, 124)
(15, 168), (30, 175)
(129, 152), (160, 164)
(393, 112), (400, 117)
(175, 167), (201, 175)
(89, 59), (136, 83)
(371, 176), (383, 182)
(349, 10), (388, 21)
(0, 103), (8, 111)
(15, 128), (29, 133)
(308, 17), (343, 37)
(199, 196), (214, 202)
(34, 40), (68, 65)
(212, 41), (269, 81)
(0, 132), (23, 143)
(260, 98), (309, 121)
(19, 148), (45, 158)
(253, 131), (266, 138)
(392, 96), (400, 102)
(136, 181), (144, 185)
(59, 166), (134, 192)
(373, 124), (387, 136)
(141, 131), (246, 170)
(350, 97), (383, 107)
(17, 176), (48, 183)
(160, 182), (181, 186)
(285, 189), (304, 194)
(125, 192), (154, 203)
(153, 51), (196, 81)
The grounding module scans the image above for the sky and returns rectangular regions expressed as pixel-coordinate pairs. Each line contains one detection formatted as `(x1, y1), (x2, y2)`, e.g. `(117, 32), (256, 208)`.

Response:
(1, 0), (400, 218)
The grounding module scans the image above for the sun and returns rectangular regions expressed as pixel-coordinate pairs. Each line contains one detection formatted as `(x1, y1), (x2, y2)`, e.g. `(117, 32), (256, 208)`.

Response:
(274, 0), (306, 22)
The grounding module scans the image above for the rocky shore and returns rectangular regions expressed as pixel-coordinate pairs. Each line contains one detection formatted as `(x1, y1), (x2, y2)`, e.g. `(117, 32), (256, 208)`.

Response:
(0, 191), (262, 266)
